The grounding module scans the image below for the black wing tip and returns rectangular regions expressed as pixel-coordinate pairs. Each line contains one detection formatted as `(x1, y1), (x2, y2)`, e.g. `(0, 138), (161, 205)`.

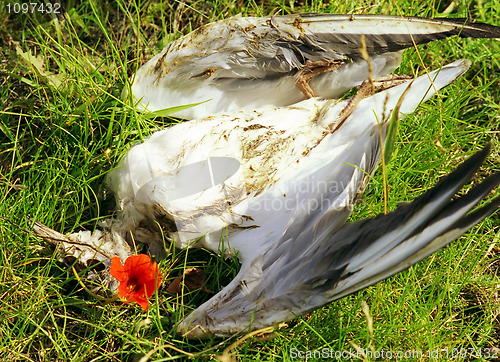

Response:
(473, 142), (491, 160)
(451, 142), (491, 175)
(404, 142), (497, 235)
(438, 162), (500, 223)
(420, 142), (491, 197)
(432, 17), (500, 38)
(453, 192), (500, 233)
(355, 143), (494, 242)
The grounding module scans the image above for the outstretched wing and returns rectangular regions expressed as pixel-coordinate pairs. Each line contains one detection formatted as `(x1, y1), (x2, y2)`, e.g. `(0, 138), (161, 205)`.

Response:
(128, 14), (499, 118)
(178, 145), (499, 338)
(284, 144), (499, 304)
(167, 14), (500, 81)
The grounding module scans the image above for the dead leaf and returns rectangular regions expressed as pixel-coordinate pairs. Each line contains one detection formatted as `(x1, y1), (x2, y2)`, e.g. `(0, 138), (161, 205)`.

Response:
(16, 46), (64, 89)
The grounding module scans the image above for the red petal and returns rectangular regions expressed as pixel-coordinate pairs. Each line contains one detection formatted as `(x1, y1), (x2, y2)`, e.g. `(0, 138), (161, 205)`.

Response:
(110, 257), (128, 283)
(123, 254), (151, 271)
(144, 262), (161, 297)
(133, 294), (150, 311)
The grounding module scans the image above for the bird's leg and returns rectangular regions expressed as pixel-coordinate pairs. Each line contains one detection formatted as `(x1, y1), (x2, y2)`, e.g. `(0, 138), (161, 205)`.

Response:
(295, 60), (342, 98)
(327, 74), (413, 132)
(302, 73), (413, 156)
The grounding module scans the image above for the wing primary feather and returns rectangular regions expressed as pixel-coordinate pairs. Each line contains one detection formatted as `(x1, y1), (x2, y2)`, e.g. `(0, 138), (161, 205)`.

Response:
(263, 145), (497, 300)
(320, 144), (498, 299)
(329, 143), (491, 269)
(330, 191), (500, 302)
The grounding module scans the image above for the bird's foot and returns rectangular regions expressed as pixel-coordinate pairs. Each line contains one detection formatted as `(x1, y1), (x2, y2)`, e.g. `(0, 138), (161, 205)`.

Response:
(295, 60), (343, 98)
(328, 74), (413, 132)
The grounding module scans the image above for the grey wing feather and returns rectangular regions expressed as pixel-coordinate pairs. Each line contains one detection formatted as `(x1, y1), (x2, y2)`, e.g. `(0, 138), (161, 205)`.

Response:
(300, 145), (499, 302)
(263, 145), (499, 310)
(178, 145), (499, 337)
(294, 14), (500, 58)
(215, 14), (500, 80)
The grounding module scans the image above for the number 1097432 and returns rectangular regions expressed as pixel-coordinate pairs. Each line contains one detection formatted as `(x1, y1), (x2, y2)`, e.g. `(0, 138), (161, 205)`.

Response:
(6, 2), (61, 14)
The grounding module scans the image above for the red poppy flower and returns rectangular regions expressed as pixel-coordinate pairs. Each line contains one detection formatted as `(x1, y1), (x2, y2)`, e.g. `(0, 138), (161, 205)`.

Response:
(110, 254), (161, 311)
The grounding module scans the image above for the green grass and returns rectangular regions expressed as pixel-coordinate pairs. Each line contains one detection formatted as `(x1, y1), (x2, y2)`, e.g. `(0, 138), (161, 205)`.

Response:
(1, 0), (499, 360)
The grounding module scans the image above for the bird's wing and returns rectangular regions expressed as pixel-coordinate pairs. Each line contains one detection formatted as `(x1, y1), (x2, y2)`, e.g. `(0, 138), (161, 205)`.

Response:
(279, 144), (499, 304)
(128, 14), (498, 118)
(178, 144), (499, 338)
(279, 14), (500, 63)
(167, 14), (500, 82)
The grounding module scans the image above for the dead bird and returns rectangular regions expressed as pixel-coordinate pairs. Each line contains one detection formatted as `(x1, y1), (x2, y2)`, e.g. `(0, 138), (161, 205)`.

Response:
(34, 60), (499, 337)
